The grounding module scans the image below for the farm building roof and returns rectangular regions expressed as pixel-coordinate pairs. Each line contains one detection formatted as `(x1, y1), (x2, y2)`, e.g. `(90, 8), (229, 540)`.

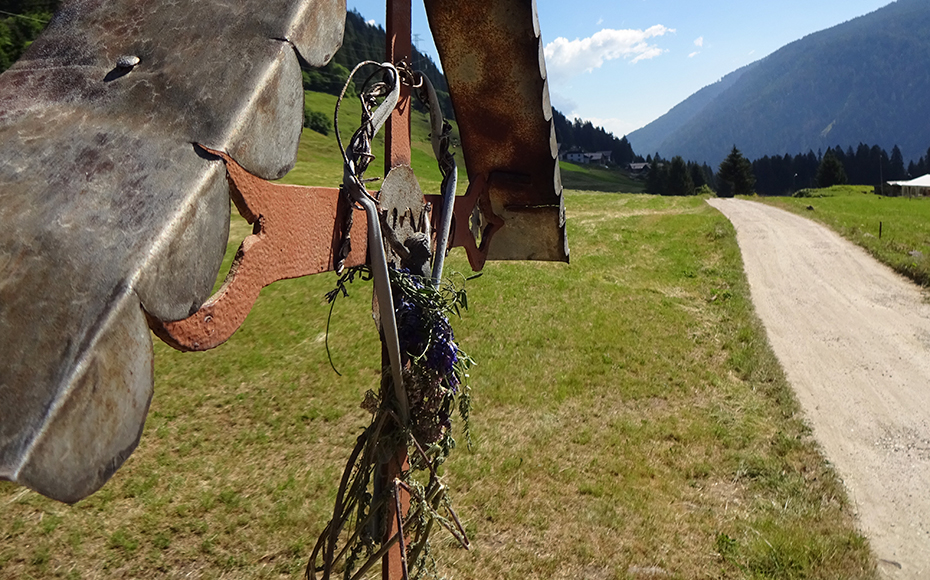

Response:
(889, 174), (930, 187)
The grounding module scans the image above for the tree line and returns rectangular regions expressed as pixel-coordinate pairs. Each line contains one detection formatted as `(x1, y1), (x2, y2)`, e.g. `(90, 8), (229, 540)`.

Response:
(750, 143), (930, 196)
(303, 10), (453, 120)
(643, 142), (930, 197)
(643, 155), (717, 196)
(552, 109), (638, 167)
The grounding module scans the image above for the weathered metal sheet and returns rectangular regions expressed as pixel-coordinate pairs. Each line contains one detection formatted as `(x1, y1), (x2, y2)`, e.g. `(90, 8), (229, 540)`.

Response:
(424, 0), (569, 266)
(0, 0), (346, 503)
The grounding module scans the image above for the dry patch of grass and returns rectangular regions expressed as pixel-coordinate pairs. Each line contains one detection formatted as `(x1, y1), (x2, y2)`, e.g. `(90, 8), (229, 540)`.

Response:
(0, 194), (874, 579)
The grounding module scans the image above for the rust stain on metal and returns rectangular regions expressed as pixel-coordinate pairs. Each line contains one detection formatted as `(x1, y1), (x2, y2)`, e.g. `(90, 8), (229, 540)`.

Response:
(425, 173), (503, 272)
(382, 449), (411, 580)
(424, 0), (568, 268)
(150, 149), (368, 352)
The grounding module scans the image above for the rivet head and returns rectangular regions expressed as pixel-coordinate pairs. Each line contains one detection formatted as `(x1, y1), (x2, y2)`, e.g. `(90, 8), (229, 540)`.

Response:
(116, 55), (140, 68)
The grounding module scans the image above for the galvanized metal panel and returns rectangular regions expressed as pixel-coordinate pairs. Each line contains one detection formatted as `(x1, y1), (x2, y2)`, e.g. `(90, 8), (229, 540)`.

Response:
(424, 0), (569, 264)
(0, 0), (346, 503)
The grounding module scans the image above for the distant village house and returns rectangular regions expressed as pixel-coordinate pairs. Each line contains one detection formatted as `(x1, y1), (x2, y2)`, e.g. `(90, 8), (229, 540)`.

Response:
(561, 149), (613, 165)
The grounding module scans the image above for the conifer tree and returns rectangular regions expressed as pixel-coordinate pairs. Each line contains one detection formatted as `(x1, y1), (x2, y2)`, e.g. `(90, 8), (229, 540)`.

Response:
(816, 150), (848, 187)
(889, 145), (906, 181)
(644, 157), (668, 194)
(716, 146), (755, 197)
(688, 162), (706, 189)
(667, 156), (694, 196)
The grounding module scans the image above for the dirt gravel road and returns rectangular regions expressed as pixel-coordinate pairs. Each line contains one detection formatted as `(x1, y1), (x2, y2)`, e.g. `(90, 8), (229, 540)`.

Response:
(707, 198), (930, 578)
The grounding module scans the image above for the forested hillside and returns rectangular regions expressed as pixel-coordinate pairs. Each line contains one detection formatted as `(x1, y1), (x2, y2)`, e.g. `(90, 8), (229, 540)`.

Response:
(628, 0), (930, 167)
(552, 109), (638, 167)
(303, 10), (454, 118)
(627, 63), (752, 160)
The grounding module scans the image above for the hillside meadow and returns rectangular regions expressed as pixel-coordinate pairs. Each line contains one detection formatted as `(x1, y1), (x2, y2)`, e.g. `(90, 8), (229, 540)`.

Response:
(0, 101), (874, 578)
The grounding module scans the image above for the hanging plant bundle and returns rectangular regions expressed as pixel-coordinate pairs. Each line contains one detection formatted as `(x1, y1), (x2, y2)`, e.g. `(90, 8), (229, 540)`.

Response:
(391, 268), (473, 453)
(306, 59), (476, 580)
(308, 266), (475, 580)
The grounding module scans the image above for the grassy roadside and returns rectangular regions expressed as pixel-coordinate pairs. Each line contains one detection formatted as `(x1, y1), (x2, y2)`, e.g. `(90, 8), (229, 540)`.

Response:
(753, 185), (930, 286)
(0, 192), (873, 579)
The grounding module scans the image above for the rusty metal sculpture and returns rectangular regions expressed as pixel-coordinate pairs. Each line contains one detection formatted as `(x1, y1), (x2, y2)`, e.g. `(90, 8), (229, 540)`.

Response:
(0, 5), (567, 575)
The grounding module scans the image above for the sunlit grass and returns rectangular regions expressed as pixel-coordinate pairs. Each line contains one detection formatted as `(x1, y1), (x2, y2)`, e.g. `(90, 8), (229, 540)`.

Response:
(0, 191), (874, 579)
(288, 90), (457, 195)
(559, 161), (645, 193)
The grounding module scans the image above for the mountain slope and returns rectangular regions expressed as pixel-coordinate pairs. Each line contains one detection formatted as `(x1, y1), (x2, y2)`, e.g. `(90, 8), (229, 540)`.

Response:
(627, 63), (752, 158)
(628, 0), (930, 167)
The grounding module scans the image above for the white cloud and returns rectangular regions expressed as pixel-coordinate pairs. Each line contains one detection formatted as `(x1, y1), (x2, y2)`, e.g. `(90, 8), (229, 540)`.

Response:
(366, 18), (377, 26)
(544, 25), (675, 82)
(549, 91), (579, 115)
(688, 51), (700, 58)
(597, 17), (604, 25)
(694, 36), (704, 48)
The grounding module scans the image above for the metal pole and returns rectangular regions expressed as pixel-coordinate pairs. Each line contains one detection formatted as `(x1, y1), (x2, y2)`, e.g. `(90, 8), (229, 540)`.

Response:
(383, 1), (412, 578)
(385, 0), (412, 174)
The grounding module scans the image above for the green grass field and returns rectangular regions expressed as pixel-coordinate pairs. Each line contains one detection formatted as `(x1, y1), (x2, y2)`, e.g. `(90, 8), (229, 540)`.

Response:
(559, 162), (645, 193)
(0, 192), (874, 579)
(755, 186), (930, 286)
(289, 90), (458, 195)
(294, 90), (642, 195)
(0, 96), (875, 579)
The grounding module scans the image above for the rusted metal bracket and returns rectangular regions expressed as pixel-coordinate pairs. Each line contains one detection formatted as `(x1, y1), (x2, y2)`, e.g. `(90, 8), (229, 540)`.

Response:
(425, 172), (505, 272)
(148, 148), (368, 352)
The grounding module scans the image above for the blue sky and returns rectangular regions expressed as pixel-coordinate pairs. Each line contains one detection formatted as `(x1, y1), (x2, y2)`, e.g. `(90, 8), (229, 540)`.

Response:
(347, 1), (893, 138)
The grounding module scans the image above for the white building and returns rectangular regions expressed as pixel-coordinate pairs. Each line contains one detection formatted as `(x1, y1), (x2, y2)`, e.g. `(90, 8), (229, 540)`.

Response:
(886, 174), (930, 197)
(561, 150), (613, 165)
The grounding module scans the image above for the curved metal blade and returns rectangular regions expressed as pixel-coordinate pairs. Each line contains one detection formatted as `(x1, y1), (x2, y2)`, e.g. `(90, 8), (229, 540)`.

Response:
(424, 0), (569, 266)
(0, 0), (346, 503)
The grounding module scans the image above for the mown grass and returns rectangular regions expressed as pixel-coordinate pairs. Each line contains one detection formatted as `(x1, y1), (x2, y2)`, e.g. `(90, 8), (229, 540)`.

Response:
(559, 161), (645, 193)
(0, 91), (873, 578)
(0, 189), (874, 579)
(755, 185), (930, 286)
